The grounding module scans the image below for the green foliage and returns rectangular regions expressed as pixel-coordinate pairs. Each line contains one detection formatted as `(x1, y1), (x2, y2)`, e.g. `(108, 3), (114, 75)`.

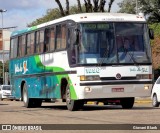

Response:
(149, 23), (160, 36)
(117, 0), (136, 14)
(28, 0), (116, 27)
(139, 0), (160, 23)
(118, 0), (160, 23)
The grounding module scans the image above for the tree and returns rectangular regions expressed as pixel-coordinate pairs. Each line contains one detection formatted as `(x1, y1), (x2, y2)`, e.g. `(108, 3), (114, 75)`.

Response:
(55, 0), (113, 14)
(117, 0), (136, 14)
(139, 0), (160, 23)
(28, 8), (61, 27)
(28, 0), (115, 27)
(108, 0), (114, 12)
(118, 0), (160, 23)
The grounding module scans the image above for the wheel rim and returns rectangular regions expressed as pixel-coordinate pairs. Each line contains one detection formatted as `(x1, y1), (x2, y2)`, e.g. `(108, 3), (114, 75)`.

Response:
(66, 87), (71, 105)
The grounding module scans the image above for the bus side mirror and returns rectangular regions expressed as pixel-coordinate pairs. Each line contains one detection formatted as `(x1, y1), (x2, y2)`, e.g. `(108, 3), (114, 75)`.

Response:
(149, 29), (154, 39)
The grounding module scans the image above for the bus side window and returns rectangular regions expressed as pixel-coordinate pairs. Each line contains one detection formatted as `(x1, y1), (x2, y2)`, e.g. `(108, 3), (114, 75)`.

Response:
(35, 31), (40, 53)
(56, 25), (61, 50)
(35, 30), (44, 53)
(50, 27), (55, 51)
(61, 24), (66, 49)
(26, 34), (31, 55)
(30, 32), (35, 54)
(10, 38), (18, 58)
(21, 35), (26, 56)
(39, 30), (44, 53)
(18, 36), (22, 57)
(56, 24), (66, 50)
(44, 28), (50, 52)
(26, 32), (35, 55)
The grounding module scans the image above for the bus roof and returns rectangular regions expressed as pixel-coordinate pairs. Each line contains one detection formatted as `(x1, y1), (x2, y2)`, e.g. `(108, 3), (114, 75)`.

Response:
(11, 13), (146, 37)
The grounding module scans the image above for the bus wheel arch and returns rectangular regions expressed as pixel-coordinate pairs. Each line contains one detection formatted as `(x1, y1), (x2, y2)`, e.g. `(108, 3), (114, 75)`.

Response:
(65, 84), (84, 111)
(20, 81), (26, 101)
(60, 78), (68, 102)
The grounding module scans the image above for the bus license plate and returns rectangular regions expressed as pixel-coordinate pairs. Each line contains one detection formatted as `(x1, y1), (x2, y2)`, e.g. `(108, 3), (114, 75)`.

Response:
(112, 88), (124, 92)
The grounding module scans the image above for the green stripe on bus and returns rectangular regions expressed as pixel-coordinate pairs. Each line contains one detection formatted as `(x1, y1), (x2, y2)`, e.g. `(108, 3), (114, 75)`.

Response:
(34, 55), (78, 99)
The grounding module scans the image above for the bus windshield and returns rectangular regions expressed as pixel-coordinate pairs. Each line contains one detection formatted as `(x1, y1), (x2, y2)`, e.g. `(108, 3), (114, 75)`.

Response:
(78, 23), (151, 65)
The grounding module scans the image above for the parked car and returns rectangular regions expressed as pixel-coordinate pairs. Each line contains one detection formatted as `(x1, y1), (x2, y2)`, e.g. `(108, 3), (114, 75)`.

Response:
(0, 85), (12, 101)
(151, 76), (160, 107)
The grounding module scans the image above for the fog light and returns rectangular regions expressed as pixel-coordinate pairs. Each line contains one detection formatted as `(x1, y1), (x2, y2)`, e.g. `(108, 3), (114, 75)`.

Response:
(85, 87), (91, 92)
(144, 85), (149, 90)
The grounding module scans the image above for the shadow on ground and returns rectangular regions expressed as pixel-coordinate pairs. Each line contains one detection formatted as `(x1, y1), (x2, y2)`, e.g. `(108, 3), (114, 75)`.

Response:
(40, 104), (155, 111)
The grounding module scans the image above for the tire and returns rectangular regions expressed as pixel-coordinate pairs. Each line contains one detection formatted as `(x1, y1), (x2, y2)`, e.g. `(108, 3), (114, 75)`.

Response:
(94, 101), (99, 105)
(120, 97), (134, 109)
(32, 99), (42, 107)
(152, 94), (159, 107)
(45, 99), (51, 102)
(23, 83), (33, 108)
(66, 85), (83, 111)
(23, 83), (42, 108)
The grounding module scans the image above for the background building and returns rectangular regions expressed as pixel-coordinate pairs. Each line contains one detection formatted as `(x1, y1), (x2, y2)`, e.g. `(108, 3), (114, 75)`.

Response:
(0, 29), (11, 63)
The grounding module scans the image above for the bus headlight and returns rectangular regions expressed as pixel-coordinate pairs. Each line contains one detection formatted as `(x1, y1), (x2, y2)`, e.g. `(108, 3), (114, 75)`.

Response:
(144, 85), (149, 90)
(80, 75), (100, 81)
(136, 74), (152, 79)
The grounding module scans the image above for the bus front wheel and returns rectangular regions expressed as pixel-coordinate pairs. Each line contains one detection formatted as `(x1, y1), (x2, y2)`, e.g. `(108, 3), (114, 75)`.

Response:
(152, 94), (159, 107)
(66, 85), (83, 111)
(120, 97), (134, 109)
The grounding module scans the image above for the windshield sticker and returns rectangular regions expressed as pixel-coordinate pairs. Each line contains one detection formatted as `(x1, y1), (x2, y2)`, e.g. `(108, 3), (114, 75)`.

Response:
(85, 68), (100, 74)
(130, 67), (148, 72)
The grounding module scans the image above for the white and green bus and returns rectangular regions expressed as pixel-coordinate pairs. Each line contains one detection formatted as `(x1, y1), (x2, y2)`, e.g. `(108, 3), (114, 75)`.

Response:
(9, 13), (154, 111)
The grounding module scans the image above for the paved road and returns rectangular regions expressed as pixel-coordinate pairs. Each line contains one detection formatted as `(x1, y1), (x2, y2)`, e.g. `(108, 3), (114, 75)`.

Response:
(0, 100), (160, 133)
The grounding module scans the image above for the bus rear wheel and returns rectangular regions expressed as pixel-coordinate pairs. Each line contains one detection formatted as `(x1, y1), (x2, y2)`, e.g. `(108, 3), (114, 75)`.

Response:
(66, 85), (83, 111)
(120, 97), (134, 109)
(23, 83), (42, 108)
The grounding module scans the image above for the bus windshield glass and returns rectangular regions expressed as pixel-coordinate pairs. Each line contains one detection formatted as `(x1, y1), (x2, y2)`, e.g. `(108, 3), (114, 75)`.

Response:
(78, 23), (151, 65)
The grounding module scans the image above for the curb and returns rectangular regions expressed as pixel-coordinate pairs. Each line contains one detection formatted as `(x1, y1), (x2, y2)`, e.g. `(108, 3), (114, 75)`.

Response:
(135, 100), (151, 103)
(135, 97), (152, 103)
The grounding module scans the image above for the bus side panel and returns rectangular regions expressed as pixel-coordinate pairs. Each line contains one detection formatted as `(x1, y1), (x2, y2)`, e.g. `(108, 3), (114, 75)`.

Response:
(10, 53), (78, 100)
(16, 76), (61, 99)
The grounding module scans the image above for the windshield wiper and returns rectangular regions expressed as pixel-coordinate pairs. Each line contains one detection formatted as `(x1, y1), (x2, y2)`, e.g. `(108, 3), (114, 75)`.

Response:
(123, 48), (138, 65)
(97, 46), (110, 67)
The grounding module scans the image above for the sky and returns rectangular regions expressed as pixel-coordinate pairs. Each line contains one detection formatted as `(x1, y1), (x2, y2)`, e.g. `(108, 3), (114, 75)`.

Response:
(0, 0), (121, 30)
